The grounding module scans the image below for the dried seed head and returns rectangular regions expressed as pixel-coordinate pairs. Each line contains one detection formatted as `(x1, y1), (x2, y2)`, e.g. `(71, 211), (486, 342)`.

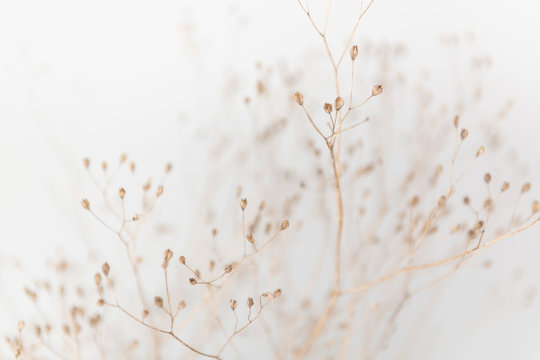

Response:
(189, 278), (197, 285)
(323, 102), (333, 114)
(501, 182), (510, 192)
(293, 91), (304, 106)
(484, 173), (492, 184)
(81, 199), (90, 210)
(463, 196), (470, 205)
(132, 214), (141, 221)
(94, 273), (102, 286)
(162, 249), (173, 268)
(240, 198), (247, 210)
(476, 146), (485, 157)
(247, 297), (254, 308)
(409, 196), (419, 207)
(119, 153), (127, 163)
(142, 309), (149, 318)
(97, 299), (105, 306)
(522, 182), (531, 194)
(280, 220), (290, 230)
(34, 325), (41, 337)
(179, 256), (186, 265)
(154, 296), (163, 308)
(177, 300), (186, 311)
(246, 234), (255, 243)
(272, 289), (282, 298)
(372, 84), (383, 96)
(129, 162), (136, 172)
(83, 158), (90, 168)
(350, 45), (359, 60)
(484, 198), (493, 209)
(101, 263), (110, 277)
(156, 185), (164, 197)
(165, 162), (173, 173)
(532, 200), (540, 213)
(230, 299), (237, 311)
(224, 264), (233, 273)
(118, 188), (126, 199)
(24, 288), (37, 301)
(334, 97), (344, 111)
(460, 128), (469, 140)
(453, 115), (460, 128)
(101, 161), (108, 171)
(18, 321), (25, 331)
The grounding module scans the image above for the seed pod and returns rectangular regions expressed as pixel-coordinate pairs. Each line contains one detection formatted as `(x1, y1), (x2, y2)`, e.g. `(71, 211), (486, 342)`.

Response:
(101, 263), (110, 277)
(501, 182), (510, 192)
(323, 103), (333, 114)
(240, 198), (247, 210)
(189, 278), (197, 285)
(94, 273), (102, 285)
(484, 173), (491, 184)
(272, 289), (282, 298)
(247, 297), (254, 308)
(224, 264), (233, 273)
(246, 234), (255, 243)
(83, 158), (90, 168)
(334, 97), (344, 111)
(154, 297), (163, 308)
(350, 45), (359, 60)
(460, 128), (468, 140)
(81, 199), (90, 210)
(118, 188), (126, 199)
(476, 146), (485, 157)
(230, 299), (237, 311)
(293, 91), (304, 106)
(179, 256), (186, 265)
(372, 84), (383, 96)
(522, 182), (531, 193)
(280, 220), (290, 230)
(156, 185), (164, 197)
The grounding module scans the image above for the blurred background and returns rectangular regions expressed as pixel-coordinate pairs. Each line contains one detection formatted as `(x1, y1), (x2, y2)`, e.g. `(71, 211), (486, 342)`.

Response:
(0, 0), (539, 359)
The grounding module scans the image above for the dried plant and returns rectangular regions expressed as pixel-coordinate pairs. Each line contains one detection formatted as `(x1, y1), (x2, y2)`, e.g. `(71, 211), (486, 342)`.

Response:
(3, 1), (539, 360)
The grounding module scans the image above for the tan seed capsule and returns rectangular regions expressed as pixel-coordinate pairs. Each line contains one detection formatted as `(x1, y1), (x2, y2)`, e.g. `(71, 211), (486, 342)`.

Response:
(189, 278), (197, 285)
(177, 300), (186, 311)
(179, 256), (186, 265)
(334, 97), (344, 111)
(350, 45), (359, 60)
(97, 299), (105, 306)
(438, 196), (446, 207)
(101, 263), (110, 277)
(532, 200), (540, 213)
(460, 128), (468, 140)
(484, 173), (491, 183)
(119, 153), (127, 163)
(81, 199), (90, 210)
(476, 146), (485, 157)
(280, 220), (290, 230)
(102, 161), (108, 171)
(240, 198), (247, 210)
(246, 234), (255, 243)
(247, 297), (254, 308)
(156, 185), (164, 197)
(522, 182), (531, 193)
(272, 289), (282, 298)
(154, 297), (163, 308)
(94, 273), (102, 285)
(293, 91), (304, 106)
(224, 264), (233, 273)
(463, 196), (470, 205)
(323, 103), (333, 114)
(501, 182), (510, 192)
(372, 84), (383, 96)
(118, 188), (126, 199)
(453, 115), (460, 128)
(165, 163), (173, 173)
(83, 158), (90, 168)
(230, 299), (237, 311)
